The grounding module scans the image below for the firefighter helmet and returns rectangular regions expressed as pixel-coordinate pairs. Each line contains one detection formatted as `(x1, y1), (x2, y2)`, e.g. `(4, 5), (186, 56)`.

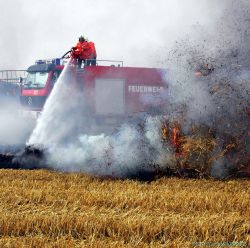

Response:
(79, 36), (85, 42)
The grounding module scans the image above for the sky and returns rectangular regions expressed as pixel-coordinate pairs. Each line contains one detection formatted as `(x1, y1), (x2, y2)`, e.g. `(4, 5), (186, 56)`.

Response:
(0, 0), (239, 69)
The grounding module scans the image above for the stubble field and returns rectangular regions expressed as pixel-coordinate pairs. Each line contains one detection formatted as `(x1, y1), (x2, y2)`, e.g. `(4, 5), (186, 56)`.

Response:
(0, 169), (249, 248)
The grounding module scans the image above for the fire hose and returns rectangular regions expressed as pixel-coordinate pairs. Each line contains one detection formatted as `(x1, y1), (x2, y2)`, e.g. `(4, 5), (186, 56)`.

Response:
(61, 50), (72, 59)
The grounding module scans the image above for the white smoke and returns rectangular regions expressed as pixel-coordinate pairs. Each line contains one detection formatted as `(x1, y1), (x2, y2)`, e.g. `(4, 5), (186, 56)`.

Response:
(46, 119), (167, 177)
(0, 99), (35, 149)
(156, 0), (250, 125)
(161, 68), (216, 125)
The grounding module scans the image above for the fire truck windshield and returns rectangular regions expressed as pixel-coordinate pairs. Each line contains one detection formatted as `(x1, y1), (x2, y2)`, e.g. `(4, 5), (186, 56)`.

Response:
(24, 72), (48, 89)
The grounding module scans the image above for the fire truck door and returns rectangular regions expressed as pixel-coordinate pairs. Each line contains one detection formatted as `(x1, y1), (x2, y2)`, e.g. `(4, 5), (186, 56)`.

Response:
(95, 78), (125, 115)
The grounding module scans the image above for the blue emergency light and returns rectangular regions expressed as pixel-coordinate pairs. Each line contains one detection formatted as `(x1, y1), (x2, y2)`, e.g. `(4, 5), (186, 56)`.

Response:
(54, 58), (61, 65)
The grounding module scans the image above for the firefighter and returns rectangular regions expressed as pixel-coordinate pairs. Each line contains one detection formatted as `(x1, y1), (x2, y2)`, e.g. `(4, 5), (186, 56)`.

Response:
(72, 36), (86, 68)
(82, 40), (97, 66)
(87, 41), (97, 66)
(72, 36), (97, 67)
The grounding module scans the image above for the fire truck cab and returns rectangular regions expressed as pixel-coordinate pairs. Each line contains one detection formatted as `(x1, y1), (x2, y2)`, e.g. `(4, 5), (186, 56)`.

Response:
(20, 59), (64, 112)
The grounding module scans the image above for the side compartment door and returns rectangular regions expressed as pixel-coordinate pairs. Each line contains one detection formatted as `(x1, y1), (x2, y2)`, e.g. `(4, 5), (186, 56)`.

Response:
(95, 78), (125, 115)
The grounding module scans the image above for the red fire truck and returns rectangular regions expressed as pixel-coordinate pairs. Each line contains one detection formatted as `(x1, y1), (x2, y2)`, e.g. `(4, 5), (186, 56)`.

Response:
(20, 58), (167, 122)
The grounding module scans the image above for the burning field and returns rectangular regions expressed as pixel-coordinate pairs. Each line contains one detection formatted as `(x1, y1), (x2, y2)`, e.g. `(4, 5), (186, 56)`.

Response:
(0, 169), (249, 248)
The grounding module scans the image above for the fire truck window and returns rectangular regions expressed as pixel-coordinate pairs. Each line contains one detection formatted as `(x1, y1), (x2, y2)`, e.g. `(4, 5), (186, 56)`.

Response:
(24, 72), (48, 89)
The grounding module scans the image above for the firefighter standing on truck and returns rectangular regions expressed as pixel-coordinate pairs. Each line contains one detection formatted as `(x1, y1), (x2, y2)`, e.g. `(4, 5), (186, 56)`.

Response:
(87, 41), (97, 66)
(72, 36), (97, 68)
(72, 36), (85, 68)
(80, 38), (97, 66)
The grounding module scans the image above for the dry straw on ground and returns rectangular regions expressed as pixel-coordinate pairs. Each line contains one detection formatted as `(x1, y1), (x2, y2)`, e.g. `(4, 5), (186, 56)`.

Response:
(0, 169), (249, 247)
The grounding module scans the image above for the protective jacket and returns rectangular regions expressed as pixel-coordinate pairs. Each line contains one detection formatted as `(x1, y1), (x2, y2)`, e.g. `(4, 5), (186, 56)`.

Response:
(89, 42), (97, 58)
(72, 41), (85, 58)
(81, 41), (92, 59)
